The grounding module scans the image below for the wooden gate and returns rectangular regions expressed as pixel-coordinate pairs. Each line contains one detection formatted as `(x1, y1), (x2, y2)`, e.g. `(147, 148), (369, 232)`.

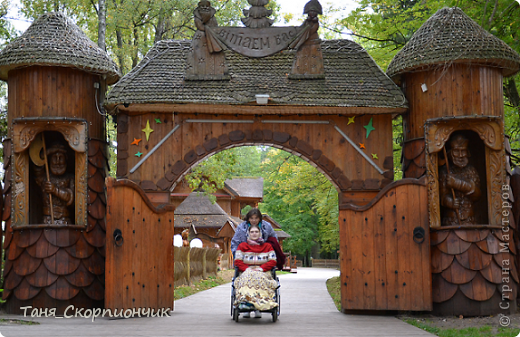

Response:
(105, 178), (175, 313)
(340, 178), (432, 312)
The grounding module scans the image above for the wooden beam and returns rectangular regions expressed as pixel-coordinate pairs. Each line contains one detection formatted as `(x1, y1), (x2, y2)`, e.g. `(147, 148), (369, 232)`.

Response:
(108, 103), (407, 116)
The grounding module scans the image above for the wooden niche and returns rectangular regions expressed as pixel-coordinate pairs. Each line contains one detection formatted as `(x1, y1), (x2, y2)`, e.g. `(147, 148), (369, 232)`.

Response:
(11, 118), (88, 228)
(424, 116), (504, 228)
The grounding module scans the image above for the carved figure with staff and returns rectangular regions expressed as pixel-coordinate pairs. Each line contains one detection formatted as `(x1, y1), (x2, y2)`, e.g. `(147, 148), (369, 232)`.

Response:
(439, 134), (481, 226)
(31, 134), (75, 225)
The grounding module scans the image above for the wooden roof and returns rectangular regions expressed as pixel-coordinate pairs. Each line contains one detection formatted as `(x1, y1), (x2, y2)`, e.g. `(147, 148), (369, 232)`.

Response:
(0, 12), (120, 84)
(387, 7), (520, 78)
(174, 192), (240, 229)
(224, 178), (263, 199)
(174, 192), (228, 215)
(106, 39), (407, 112)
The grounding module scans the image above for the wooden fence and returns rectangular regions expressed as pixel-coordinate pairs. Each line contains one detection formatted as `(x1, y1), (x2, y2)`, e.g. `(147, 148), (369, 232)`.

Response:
(174, 247), (221, 287)
(311, 259), (340, 268)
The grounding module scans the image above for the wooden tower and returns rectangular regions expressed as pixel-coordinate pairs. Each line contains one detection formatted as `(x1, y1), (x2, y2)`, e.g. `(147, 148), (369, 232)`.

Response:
(0, 12), (120, 314)
(387, 7), (520, 316)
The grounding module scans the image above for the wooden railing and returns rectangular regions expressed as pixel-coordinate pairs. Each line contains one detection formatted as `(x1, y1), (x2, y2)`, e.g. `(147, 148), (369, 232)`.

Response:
(174, 247), (221, 287)
(311, 259), (339, 268)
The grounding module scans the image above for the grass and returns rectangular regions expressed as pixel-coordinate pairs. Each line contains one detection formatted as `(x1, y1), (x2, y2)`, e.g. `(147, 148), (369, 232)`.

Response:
(326, 276), (341, 311)
(405, 319), (520, 337)
(0, 318), (39, 325)
(174, 276), (229, 300)
(325, 276), (520, 337)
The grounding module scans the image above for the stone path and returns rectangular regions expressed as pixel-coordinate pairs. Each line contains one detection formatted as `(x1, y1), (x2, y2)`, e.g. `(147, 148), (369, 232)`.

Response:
(0, 268), (433, 336)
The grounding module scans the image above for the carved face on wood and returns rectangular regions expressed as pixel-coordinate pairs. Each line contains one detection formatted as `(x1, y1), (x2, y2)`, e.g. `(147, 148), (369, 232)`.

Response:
(48, 145), (68, 176)
(449, 135), (470, 169)
(198, 0), (213, 23)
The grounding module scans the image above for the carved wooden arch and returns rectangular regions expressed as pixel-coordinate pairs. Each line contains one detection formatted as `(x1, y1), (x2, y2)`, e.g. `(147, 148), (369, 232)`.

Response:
(151, 129), (353, 193)
(11, 118), (88, 229)
(424, 116), (505, 228)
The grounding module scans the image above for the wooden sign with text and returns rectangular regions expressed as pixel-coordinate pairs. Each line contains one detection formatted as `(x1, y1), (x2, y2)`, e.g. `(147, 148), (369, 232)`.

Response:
(206, 26), (306, 58)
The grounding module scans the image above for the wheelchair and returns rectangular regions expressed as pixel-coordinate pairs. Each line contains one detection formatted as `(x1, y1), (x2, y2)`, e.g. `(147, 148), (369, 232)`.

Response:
(230, 266), (281, 322)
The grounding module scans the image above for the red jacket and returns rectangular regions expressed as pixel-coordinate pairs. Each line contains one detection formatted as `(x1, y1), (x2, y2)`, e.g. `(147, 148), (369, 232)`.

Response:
(235, 242), (277, 272)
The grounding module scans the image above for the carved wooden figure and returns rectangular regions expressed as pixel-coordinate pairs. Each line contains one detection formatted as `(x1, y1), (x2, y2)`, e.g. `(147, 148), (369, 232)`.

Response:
(439, 134), (481, 226)
(185, 0), (229, 80)
(289, 0), (324, 79)
(34, 142), (75, 225)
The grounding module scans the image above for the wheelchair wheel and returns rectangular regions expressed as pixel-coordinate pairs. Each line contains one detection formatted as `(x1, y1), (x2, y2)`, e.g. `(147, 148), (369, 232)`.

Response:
(231, 293), (235, 317)
(233, 307), (239, 322)
(271, 309), (277, 323)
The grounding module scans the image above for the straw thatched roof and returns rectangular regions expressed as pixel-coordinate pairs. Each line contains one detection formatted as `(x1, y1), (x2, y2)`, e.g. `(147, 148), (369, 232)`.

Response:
(387, 7), (520, 78)
(174, 192), (228, 215)
(174, 192), (236, 229)
(224, 178), (263, 199)
(0, 12), (120, 84)
(107, 39), (407, 110)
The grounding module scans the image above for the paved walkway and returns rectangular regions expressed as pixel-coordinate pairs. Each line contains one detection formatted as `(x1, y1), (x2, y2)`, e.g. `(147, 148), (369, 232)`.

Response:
(0, 268), (433, 337)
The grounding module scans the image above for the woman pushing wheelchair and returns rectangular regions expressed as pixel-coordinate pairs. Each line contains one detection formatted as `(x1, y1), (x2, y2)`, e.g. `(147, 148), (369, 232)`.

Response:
(231, 209), (281, 321)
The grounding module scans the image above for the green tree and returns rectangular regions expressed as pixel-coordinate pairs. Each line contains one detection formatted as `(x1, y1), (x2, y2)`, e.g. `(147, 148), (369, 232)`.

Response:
(184, 146), (263, 200)
(258, 148), (339, 260)
(339, 0), (520, 164)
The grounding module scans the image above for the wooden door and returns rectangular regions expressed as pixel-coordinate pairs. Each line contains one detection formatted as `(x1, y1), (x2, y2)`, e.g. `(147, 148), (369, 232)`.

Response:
(105, 178), (175, 313)
(340, 178), (432, 312)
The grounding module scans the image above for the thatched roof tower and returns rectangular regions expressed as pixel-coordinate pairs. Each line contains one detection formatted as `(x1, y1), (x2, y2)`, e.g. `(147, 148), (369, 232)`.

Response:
(0, 12), (120, 84)
(387, 7), (520, 79)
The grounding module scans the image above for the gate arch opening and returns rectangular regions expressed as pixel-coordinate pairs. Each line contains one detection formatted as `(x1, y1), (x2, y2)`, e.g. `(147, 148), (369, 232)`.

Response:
(174, 144), (341, 267)
(170, 140), (342, 193)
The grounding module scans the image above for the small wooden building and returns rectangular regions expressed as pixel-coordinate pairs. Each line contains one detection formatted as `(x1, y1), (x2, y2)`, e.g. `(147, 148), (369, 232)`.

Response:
(170, 177), (264, 218)
(174, 192), (241, 268)
(0, 12), (120, 314)
(223, 178), (264, 217)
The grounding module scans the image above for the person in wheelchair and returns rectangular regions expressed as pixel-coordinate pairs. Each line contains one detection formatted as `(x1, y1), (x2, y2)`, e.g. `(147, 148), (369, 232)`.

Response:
(233, 223), (278, 318)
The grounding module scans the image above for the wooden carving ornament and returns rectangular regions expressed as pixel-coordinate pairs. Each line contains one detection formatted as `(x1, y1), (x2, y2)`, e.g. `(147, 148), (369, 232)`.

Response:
(427, 119), (501, 153)
(425, 117), (505, 228)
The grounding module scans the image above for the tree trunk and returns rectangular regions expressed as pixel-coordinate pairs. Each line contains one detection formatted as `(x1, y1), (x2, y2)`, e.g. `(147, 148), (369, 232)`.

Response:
(98, 0), (107, 51)
(154, 9), (166, 43)
(505, 78), (520, 114)
(132, 27), (139, 69)
(116, 30), (125, 74)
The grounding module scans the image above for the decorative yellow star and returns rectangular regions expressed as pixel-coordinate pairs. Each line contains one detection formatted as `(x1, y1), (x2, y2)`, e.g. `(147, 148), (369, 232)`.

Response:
(142, 120), (154, 141)
(372, 153), (378, 159)
(359, 143), (365, 149)
(131, 138), (142, 146)
(348, 116), (355, 125)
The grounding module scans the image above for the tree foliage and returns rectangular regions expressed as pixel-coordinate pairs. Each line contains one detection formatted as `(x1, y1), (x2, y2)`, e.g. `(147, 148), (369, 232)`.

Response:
(19, 0), (280, 75)
(339, 0), (520, 165)
(184, 146), (263, 201)
(258, 148), (338, 258)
